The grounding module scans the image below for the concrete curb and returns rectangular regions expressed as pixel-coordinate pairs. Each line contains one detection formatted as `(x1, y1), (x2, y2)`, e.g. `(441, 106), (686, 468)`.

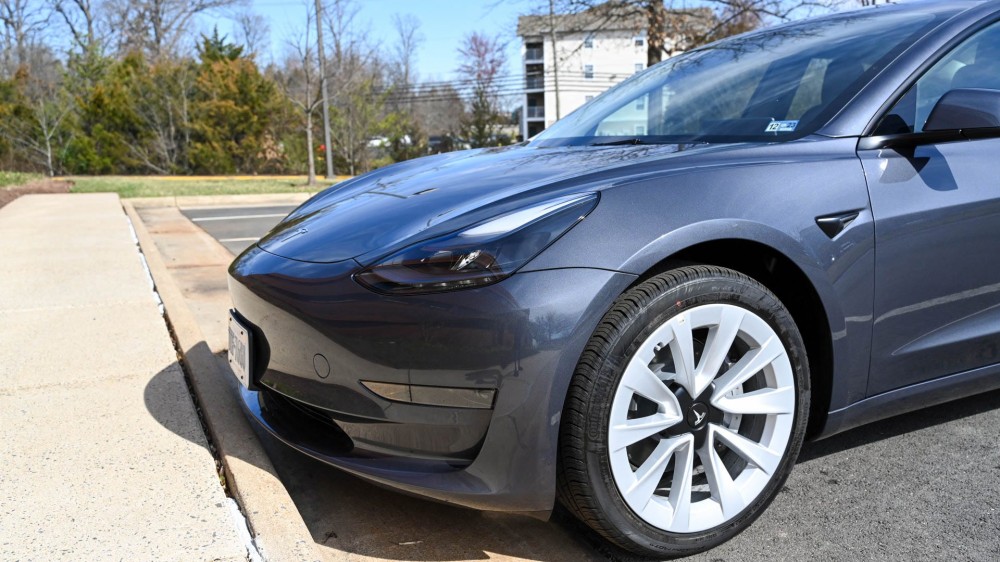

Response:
(123, 200), (322, 562)
(129, 192), (318, 209)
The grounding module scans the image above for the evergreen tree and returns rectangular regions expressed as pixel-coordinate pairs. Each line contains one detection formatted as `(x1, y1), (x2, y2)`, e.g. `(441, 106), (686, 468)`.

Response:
(198, 27), (245, 63)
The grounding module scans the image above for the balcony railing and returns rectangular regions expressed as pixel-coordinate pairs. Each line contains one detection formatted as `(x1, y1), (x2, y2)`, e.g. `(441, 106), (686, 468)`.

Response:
(526, 106), (545, 119)
(525, 75), (544, 90)
(524, 47), (543, 61)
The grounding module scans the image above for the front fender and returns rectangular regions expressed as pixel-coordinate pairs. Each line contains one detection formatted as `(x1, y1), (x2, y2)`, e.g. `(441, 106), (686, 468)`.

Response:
(524, 140), (876, 416)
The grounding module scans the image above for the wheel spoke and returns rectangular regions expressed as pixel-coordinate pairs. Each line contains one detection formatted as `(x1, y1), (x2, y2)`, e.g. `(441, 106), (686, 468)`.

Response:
(607, 302), (797, 535)
(667, 435), (695, 529)
(714, 386), (795, 415)
(712, 425), (782, 474)
(712, 336), (784, 398)
(623, 436), (687, 511)
(695, 306), (744, 390)
(668, 317), (697, 397)
(621, 360), (678, 406)
(608, 412), (683, 452)
(701, 433), (745, 518)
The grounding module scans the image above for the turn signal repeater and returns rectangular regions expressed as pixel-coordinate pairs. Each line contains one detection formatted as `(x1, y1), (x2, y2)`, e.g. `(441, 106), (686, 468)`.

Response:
(355, 193), (599, 294)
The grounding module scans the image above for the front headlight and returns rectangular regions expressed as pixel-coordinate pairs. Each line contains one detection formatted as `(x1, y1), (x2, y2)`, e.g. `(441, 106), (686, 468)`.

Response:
(355, 193), (599, 295)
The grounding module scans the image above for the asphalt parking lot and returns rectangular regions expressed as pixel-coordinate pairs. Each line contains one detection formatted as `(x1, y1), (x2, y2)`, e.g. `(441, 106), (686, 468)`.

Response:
(181, 204), (298, 255)
(183, 203), (1000, 561)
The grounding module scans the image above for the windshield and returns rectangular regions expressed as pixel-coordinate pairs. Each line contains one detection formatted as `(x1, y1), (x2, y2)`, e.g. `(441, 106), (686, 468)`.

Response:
(530, 6), (958, 147)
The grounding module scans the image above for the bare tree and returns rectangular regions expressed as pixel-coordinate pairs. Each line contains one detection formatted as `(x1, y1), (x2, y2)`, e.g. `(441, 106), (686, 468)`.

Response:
(233, 11), (269, 61)
(278, 10), (322, 186)
(457, 32), (508, 148)
(104, 0), (239, 59)
(51, 0), (101, 54)
(0, 3), (66, 173)
(0, 64), (72, 175)
(389, 13), (422, 100)
(0, 0), (49, 76)
(127, 59), (196, 173)
(411, 84), (465, 139)
(322, 0), (387, 175)
(103, 0), (141, 55)
(545, 0), (840, 68)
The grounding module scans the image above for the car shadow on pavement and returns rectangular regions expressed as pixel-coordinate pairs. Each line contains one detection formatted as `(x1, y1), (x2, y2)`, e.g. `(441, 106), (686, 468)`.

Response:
(143, 357), (1000, 562)
(142, 362), (218, 452)
(142, 352), (607, 562)
(800, 388), (1000, 462)
(248, 420), (607, 562)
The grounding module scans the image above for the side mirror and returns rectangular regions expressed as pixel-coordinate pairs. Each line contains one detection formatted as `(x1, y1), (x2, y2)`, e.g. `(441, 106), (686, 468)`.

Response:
(925, 88), (1000, 131)
(859, 88), (1000, 151)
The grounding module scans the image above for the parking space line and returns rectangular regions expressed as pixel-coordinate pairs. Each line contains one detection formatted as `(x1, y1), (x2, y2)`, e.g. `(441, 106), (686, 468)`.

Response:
(219, 237), (260, 243)
(192, 213), (288, 222)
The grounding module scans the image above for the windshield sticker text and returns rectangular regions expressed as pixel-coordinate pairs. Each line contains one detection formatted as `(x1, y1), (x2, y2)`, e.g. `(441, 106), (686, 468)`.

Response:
(765, 120), (799, 133)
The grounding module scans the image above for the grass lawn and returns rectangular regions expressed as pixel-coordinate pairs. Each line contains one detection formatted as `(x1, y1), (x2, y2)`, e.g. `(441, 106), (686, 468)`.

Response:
(62, 175), (349, 198)
(0, 172), (42, 188)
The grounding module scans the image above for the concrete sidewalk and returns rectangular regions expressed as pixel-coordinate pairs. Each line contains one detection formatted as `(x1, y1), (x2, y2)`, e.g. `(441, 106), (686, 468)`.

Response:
(0, 194), (247, 561)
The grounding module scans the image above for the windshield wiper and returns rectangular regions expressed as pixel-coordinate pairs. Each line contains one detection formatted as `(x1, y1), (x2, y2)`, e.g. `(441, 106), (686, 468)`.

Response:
(588, 138), (648, 146)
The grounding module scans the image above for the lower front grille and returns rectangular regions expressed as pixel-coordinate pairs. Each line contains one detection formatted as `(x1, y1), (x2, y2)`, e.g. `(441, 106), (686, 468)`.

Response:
(258, 388), (355, 456)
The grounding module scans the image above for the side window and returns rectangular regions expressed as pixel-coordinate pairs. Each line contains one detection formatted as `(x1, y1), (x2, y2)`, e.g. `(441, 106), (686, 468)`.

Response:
(877, 21), (1000, 134)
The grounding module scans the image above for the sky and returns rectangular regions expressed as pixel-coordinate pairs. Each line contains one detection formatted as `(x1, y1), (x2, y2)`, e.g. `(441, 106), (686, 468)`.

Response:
(240, 0), (537, 82)
(228, 1), (844, 83)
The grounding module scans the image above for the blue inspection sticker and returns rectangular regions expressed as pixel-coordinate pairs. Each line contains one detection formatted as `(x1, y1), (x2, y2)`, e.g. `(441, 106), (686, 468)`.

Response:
(765, 120), (799, 133)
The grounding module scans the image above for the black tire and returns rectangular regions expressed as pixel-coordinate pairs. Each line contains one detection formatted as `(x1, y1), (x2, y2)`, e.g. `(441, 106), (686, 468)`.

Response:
(557, 265), (810, 559)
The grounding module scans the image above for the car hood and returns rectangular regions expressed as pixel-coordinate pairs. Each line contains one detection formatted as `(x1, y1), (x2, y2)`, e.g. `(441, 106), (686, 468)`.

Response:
(257, 142), (733, 264)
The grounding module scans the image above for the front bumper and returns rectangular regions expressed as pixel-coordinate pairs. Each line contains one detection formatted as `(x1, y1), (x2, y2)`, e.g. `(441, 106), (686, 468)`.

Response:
(229, 245), (634, 512)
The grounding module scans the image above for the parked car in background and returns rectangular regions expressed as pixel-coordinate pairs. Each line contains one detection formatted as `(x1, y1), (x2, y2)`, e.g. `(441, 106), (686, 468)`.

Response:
(427, 135), (471, 154)
(227, 1), (1000, 557)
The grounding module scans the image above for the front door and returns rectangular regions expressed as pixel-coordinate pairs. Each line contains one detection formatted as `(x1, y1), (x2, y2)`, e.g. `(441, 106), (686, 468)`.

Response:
(861, 20), (1000, 395)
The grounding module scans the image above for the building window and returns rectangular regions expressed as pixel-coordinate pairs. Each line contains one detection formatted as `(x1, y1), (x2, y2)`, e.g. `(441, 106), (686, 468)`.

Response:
(525, 42), (543, 61)
(585, 95), (595, 102)
(635, 125), (646, 135)
(584, 64), (594, 79)
(634, 63), (644, 73)
(635, 96), (645, 110)
(584, 35), (593, 48)
(634, 36), (645, 47)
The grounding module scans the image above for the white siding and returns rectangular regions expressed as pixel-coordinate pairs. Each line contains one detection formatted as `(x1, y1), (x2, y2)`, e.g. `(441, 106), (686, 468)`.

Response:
(521, 28), (653, 137)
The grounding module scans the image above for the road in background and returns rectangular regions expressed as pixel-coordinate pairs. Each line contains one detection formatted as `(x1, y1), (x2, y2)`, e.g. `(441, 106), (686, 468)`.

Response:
(181, 204), (298, 255)
(181, 203), (1000, 562)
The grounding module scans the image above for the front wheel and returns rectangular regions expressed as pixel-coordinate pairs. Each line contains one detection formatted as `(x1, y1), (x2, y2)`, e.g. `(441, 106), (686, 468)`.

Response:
(558, 266), (810, 558)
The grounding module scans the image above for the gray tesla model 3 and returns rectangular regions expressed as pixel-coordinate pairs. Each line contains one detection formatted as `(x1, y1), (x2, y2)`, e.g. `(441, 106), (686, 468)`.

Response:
(227, 0), (1000, 556)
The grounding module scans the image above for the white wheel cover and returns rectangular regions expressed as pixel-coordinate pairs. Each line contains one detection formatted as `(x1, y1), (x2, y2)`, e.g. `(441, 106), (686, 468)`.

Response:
(608, 303), (795, 533)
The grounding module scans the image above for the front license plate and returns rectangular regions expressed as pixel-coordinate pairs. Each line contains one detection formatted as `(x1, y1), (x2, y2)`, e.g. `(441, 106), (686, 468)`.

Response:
(228, 311), (252, 389)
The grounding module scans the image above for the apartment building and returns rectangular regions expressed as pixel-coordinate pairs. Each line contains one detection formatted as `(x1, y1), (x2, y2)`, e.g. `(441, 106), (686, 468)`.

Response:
(516, 7), (705, 139)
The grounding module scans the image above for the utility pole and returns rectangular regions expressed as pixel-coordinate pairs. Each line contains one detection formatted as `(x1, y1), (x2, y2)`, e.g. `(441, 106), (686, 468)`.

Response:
(548, 0), (561, 121)
(315, 0), (335, 179)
